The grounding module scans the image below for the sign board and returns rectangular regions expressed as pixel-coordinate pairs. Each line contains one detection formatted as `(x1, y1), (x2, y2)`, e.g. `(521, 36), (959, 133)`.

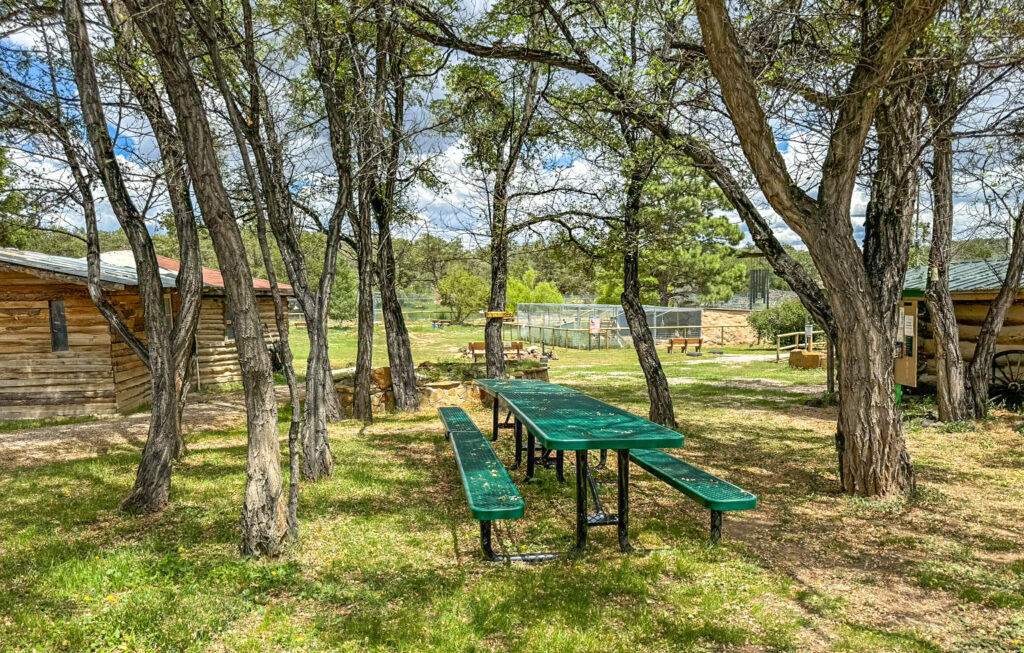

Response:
(589, 317), (602, 335)
(484, 311), (515, 319)
(893, 301), (918, 387)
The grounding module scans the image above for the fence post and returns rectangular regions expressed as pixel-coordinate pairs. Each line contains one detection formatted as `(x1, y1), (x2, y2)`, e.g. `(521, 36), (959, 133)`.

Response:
(776, 335), (780, 363)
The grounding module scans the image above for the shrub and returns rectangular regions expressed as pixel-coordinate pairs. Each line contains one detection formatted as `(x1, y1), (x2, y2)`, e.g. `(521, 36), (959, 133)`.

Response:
(437, 265), (489, 324)
(747, 299), (807, 343)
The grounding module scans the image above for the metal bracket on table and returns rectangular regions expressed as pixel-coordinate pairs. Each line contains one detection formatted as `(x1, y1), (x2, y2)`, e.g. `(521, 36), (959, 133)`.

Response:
(480, 521), (562, 563)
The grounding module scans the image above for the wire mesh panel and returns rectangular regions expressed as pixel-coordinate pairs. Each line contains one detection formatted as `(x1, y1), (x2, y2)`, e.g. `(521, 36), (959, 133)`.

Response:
(511, 303), (702, 349)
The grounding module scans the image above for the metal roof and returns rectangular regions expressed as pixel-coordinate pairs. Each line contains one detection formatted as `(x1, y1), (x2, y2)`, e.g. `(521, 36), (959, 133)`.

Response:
(0, 247), (180, 288)
(903, 258), (1023, 297)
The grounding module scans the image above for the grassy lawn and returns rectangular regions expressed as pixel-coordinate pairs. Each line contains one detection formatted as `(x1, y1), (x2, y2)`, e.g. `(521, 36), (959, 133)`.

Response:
(1, 327), (1022, 651)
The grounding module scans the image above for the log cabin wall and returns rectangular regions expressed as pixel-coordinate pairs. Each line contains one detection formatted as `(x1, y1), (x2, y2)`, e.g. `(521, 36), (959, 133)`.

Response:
(917, 295), (1024, 386)
(108, 290), (155, 413)
(0, 269), (118, 419)
(193, 295), (282, 389)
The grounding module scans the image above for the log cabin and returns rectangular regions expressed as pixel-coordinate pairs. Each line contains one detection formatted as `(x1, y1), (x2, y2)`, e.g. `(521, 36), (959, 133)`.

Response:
(0, 247), (290, 420)
(903, 258), (1024, 388)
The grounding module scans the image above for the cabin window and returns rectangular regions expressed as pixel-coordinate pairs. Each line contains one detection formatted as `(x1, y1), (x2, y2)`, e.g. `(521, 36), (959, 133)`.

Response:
(225, 302), (235, 341)
(49, 299), (69, 352)
(164, 295), (174, 330)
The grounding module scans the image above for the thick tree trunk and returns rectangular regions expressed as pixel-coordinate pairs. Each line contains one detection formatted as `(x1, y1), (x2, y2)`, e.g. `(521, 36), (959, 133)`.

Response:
(302, 337), (335, 478)
(622, 169), (676, 429)
(485, 190), (509, 380)
(925, 124), (970, 421)
(966, 207), (1024, 416)
(832, 305), (914, 495)
(129, 0), (287, 555)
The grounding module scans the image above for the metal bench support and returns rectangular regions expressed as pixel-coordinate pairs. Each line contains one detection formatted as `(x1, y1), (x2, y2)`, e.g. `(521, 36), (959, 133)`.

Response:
(710, 510), (723, 544)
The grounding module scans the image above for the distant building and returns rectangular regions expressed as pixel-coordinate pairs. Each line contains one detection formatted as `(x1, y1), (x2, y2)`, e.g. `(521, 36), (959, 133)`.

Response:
(0, 248), (290, 420)
(903, 258), (1024, 387)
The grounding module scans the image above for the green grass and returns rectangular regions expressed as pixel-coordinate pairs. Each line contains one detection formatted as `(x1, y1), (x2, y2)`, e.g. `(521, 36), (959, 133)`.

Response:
(1, 327), (1022, 651)
(0, 415), (98, 433)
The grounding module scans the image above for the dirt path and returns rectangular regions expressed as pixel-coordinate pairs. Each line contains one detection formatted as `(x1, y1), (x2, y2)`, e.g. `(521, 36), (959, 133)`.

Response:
(0, 389), (291, 469)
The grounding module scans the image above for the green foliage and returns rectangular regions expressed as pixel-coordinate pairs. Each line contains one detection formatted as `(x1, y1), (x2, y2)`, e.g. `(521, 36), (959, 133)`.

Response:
(437, 265), (489, 324)
(747, 300), (808, 342)
(506, 269), (564, 311)
(637, 157), (746, 305)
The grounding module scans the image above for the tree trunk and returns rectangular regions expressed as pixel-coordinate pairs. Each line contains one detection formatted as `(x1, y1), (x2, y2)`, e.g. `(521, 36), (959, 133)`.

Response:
(966, 206), (1024, 416)
(622, 167), (676, 429)
(64, 0), (187, 514)
(353, 199), (375, 422)
(128, 0), (287, 555)
(301, 335), (335, 478)
(376, 231), (420, 411)
(485, 187), (509, 380)
(833, 313), (914, 495)
(925, 122), (970, 421)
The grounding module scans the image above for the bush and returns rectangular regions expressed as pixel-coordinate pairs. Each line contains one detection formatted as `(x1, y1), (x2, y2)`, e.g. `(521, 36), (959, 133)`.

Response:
(437, 265), (489, 324)
(506, 269), (564, 312)
(747, 300), (807, 343)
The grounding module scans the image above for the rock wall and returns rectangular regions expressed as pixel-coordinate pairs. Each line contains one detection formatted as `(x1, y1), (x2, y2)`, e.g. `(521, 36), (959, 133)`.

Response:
(701, 309), (757, 346)
(334, 365), (550, 415)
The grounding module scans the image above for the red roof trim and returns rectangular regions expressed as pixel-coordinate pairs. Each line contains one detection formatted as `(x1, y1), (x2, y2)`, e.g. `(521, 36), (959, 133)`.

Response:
(153, 254), (292, 294)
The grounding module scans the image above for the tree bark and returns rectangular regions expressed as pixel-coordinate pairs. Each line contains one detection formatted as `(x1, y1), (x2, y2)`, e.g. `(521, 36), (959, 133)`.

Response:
(377, 222), (420, 411)
(352, 195), (376, 422)
(621, 165), (677, 429)
(128, 0), (287, 555)
(485, 185), (509, 380)
(924, 120), (970, 421)
(965, 206), (1024, 416)
(64, 0), (193, 514)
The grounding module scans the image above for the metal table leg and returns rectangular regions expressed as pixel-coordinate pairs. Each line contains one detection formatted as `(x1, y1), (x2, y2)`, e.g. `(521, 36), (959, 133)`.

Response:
(617, 449), (633, 552)
(574, 450), (588, 552)
(525, 429), (536, 480)
(556, 450), (564, 482)
(510, 419), (523, 470)
(491, 397), (499, 441)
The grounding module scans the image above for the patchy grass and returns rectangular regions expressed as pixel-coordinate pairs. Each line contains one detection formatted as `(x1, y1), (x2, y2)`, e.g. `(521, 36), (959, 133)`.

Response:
(1, 330), (1022, 651)
(0, 415), (98, 434)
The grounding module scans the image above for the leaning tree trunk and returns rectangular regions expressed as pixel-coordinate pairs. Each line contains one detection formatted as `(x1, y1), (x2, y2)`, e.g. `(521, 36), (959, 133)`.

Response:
(485, 188), (509, 380)
(128, 0), (287, 555)
(64, 0), (186, 514)
(925, 123), (970, 421)
(621, 176), (677, 430)
(966, 205), (1024, 416)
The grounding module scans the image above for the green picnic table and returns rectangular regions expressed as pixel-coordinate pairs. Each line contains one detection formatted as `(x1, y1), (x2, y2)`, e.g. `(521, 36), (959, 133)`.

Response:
(476, 378), (683, 553)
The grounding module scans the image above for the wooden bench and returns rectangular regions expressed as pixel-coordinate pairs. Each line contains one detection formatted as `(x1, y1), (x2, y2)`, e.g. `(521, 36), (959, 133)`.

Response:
(468, 341), (486, 362)
(629, 448), (756, 542)
(503, 341), (524, 360)
(439, 407), (525, 561)
(469, 341), (525, 362)
(432, 319), (451, 328)
(667, 337), (702, 353)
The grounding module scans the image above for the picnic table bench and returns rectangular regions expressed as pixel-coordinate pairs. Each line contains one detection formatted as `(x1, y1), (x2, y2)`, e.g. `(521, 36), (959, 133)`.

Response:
(629, 449), (757, 542)
(432, 318), (452, 328)
(445, 380), (756, 561)
(439, 407), (526, 561)
(667, 337), (702, 353)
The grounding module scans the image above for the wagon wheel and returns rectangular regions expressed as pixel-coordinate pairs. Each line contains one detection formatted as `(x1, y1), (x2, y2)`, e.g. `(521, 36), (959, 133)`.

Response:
(990, 350), (1024, 411)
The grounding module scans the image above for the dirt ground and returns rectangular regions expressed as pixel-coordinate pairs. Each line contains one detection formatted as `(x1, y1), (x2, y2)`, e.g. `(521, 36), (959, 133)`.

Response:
(0, 390), (290, 469)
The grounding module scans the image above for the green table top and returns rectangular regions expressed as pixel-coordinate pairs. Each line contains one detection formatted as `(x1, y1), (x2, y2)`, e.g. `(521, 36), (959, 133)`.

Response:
(475, 379), (684, 451)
